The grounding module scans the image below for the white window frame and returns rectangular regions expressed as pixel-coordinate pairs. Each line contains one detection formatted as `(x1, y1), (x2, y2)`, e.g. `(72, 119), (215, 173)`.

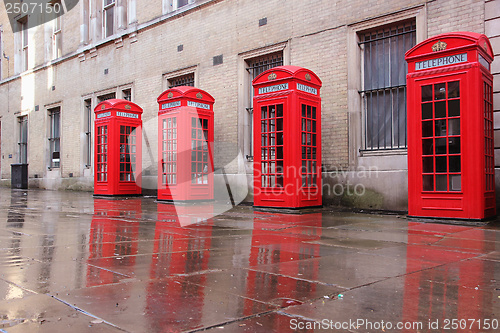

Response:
(103, 0), (116, 38)
(48, 106), (61, 169)
(21, 20), (28, 71)
(163, 0), (194, 14)
(18, 116), (28, 164)
(0, 26), (3, 79)
(52, 2), (62, 59)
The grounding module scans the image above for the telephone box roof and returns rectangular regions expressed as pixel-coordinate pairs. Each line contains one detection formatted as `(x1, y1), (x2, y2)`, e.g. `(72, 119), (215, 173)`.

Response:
(157, 86), (215, 103)
(405, 31), (493, 61)
(253, 65), (322, 87)
(95, 99), (143, 113)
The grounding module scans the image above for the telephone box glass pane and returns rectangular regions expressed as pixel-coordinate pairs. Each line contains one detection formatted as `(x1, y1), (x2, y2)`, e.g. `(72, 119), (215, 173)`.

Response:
(435, 102), (446, 118)
(423, 157), (433, 173)
(421, 85), (432, 102)
(448, 100), (460, 117)
(448, 81), (460, 98)
(423, 175), (434, 191)
(434, 84), (446, 100)
(436, 175), (447, 191)
(422, 121), (433, 137)
(422, 103), (432, 119)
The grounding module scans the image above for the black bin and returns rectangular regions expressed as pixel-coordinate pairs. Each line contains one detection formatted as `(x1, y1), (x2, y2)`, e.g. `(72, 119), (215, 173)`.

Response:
(11, 164), (28, 189)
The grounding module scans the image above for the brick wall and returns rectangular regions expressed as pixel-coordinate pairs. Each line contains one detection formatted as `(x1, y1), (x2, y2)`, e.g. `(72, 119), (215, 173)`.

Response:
(0, 0), (492, 196)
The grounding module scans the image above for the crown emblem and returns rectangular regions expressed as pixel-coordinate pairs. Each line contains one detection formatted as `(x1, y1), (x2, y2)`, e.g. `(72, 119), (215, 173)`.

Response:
(125, 104), (132, 110)
(268, 72), (277, 80)
(305, 73), (312, 81)
(101, 104), (106, 110)
(432, 40), (447, 52)
(196, 92), (203, 99)
(167, 92), (174, 98)
(484, 42), (488, 52)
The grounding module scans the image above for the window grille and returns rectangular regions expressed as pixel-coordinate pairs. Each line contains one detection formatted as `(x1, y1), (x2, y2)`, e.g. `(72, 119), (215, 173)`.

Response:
(48, 107), (61, 168)
(84, 99), (92, 167)
(360, 20), (416, 150)
(98, 92), (116, 102)
(18, 116), (28, 164)
(168, 73), (195, 88)
(245, 52), (283, 159)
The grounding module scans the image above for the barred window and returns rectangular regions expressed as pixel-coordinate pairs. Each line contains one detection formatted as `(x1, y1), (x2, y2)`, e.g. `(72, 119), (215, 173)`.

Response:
(103, 0), (116, 38)
(168, 73), (195, 88)
(98, 92), (116, 102)
(48, 107), (61, 168)
(84, 99), (92, 167)
(360, 20), (416, 150)
(18, 116), (28, 164)
(245, 52), (283, 159)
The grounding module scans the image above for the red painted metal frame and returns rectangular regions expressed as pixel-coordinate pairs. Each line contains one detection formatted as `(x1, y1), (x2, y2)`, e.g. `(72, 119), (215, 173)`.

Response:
(94, 99), (143, 196)
(252, 66), (322, 209)
(406, 32), (495, 220)
(157, 87), (215, 201)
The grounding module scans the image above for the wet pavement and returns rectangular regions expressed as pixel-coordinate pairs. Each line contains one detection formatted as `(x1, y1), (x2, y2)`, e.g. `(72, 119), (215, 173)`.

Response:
(0, 188), (499, 332)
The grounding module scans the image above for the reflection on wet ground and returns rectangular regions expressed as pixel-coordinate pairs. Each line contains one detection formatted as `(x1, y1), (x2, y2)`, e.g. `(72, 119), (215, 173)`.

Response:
(0, 188), (499, 332)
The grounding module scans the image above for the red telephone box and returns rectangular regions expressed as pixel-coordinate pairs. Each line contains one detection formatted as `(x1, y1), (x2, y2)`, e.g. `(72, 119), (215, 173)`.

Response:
(157, 87), (214, 201)
(252, 66), (322, 208)
(406, 32), (495, 220)
(94, 99), (143, 196)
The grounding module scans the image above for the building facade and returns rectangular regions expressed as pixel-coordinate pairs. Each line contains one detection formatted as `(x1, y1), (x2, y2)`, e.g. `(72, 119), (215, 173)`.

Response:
(0, 0), (498, 211)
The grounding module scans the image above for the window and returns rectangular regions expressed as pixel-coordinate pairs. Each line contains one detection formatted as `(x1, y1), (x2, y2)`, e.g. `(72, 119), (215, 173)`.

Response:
(18, 116), (28, 164)
(84, 99), (92, 167)
(0, 28), (2, 79)
(167, 0), (191, 12)
(48, 107), (61, 168)
(20, 20), (28, 71)
(52, 2), (62, 59)
(103, 0), (116, 38)
(245, 52), (283, 159)
(168, 73), (194, 88)
(98, 92), (116, 102)
(360, 20), (416, 150)
(122, 88), (132, 101)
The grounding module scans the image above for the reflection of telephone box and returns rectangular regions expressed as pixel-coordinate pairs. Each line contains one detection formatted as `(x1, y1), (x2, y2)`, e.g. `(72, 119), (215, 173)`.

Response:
(87, 198), (141, 286)
(94, 99), (143, 196)
(406, 32), (495, 220)
(157, 87), (215, 201)
(244, 212), (322, 316)
(151, 203), (213, 277)
(252, 66), (322, 208)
